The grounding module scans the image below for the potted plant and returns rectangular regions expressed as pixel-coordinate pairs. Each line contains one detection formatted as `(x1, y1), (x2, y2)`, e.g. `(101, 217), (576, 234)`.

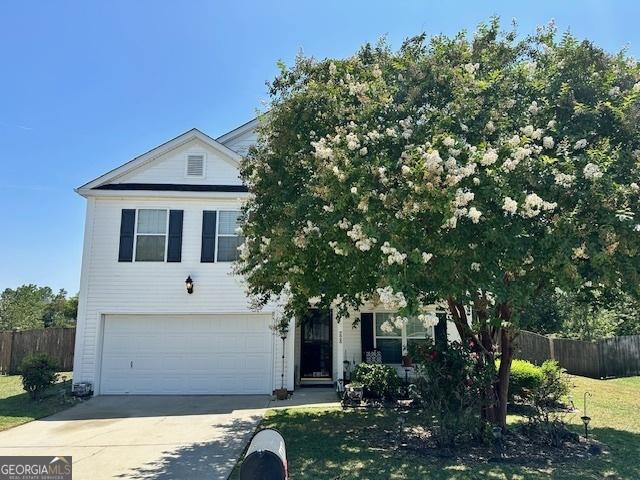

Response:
(345, 381), (364, 404)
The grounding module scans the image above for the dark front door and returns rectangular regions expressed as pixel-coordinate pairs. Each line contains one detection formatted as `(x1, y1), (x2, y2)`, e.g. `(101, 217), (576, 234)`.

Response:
(301, 309), (332, 378)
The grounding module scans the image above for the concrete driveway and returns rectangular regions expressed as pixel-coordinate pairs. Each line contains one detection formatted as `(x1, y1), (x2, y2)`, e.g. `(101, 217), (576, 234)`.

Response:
(0, 395), (270, 480)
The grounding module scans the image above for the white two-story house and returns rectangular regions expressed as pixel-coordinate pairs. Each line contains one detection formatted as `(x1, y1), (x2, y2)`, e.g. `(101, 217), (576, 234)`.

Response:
(73, 119), (460, 396)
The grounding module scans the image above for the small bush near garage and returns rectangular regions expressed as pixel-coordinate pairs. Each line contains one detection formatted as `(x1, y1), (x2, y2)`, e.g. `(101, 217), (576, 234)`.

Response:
(352, 363), (401, 399)
(20, 353), (59, 400)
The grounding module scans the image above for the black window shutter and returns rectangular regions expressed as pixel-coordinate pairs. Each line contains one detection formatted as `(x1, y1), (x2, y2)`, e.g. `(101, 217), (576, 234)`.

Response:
(201, 211), (217, 262)
(167, 210), (184, 262)
(118, 209), (136, 262)
(360, 313), (374, 362)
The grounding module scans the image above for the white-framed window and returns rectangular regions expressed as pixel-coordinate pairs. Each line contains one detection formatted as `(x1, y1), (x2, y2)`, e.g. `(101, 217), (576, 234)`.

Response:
(134, 209), (168, 262)
(216, 210), (243, 262)
(185, 153), (206, 178)
(373, 311), (442, 364)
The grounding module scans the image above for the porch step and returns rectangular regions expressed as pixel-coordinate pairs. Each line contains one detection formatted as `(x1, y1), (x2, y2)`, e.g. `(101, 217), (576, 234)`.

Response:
(299, 377), (333, 387)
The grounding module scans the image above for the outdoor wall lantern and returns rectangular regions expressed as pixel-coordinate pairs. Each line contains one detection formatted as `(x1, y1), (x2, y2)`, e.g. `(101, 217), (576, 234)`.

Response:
(185, 276), (194, 294)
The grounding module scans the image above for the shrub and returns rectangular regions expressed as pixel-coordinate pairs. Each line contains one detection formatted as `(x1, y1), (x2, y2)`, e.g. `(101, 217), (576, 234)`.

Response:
(351, 363), (401, 399)
(20, 353), (59, 400)
(410, 341), (493, 448)
(521, 361), (574, 446)
(508, 359), (544, 401)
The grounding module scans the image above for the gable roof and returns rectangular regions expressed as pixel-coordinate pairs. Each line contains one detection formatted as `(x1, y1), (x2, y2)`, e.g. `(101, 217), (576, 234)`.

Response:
(216, 117), (259, 144)
(76, 128), (244, 195)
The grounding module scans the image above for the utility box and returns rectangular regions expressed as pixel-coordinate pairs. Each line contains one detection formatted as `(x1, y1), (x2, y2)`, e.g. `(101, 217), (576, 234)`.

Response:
(239, 428), (287, 480)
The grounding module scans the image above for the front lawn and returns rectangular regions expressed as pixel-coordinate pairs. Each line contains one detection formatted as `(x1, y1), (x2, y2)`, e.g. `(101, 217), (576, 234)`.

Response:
(233, 375), (640, 479)
(0, 372), (75, 431)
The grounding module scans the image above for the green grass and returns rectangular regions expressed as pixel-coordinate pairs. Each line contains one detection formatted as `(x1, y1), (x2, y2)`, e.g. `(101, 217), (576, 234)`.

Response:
(232, 376), (640, 479)
(0, 372), (75, 431)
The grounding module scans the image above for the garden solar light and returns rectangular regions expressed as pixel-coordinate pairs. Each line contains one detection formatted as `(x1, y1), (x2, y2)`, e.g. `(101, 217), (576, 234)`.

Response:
(185, 276), (194, 294)
(581, 391), (592, 439)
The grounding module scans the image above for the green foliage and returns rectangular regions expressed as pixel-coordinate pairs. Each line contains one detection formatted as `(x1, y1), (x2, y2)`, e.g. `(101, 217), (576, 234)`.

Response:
(410, 341), (493, 447)
(238, 18), (640, 334)
(237, 18), (640, 426)
(20, 354), (59, 400)
(351, 363), (401, 399)
(508, 359), (545, 400)
(0, 285), (77, 331)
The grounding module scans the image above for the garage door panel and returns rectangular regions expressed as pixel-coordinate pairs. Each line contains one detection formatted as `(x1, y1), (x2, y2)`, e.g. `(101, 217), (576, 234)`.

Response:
(100, 314), (274, 395)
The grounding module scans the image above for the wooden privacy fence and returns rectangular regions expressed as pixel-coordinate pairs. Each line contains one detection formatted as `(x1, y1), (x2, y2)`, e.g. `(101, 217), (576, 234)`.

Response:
(514, 330), (640, 379)
(0, 327), (75, 374)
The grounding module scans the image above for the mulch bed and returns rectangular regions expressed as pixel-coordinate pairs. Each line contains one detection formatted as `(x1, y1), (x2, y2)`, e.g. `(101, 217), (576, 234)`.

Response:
(344, 403), (608, 468)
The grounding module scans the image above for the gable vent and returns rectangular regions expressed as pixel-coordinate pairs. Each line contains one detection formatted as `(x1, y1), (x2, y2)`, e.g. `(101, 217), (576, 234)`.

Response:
(186, 155), (205, 177)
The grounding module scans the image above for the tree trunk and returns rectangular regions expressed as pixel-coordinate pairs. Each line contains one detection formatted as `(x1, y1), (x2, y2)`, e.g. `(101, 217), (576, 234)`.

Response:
(446, 298), (514, 429)
(496, 328), (513, 429)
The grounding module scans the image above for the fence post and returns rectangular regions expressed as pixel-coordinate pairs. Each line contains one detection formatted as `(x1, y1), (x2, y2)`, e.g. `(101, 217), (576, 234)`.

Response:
(10, 330), (18, 374)
(548, 336), (555, 361)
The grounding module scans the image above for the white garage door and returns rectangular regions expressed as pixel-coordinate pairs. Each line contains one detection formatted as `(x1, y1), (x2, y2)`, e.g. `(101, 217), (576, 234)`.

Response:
(100, 314), (273, 395)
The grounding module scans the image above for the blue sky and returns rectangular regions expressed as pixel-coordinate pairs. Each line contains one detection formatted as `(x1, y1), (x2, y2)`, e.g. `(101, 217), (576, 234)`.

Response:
(1, 0), (639, 294)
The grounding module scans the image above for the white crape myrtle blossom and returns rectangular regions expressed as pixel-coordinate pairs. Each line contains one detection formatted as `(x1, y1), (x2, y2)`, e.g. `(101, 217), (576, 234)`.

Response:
(376, 286), (408, 310)
(311, 138), (333, 160)
(424, 150), (444, 173)
(468, 207), (482, 224)
(520, 125), (535, 137)
(583, 163), (603, 180)
(574, 139), (588, 150)
(381, 242), (407, 265)
(346, 224), (377, 251)
(554, 171), (575, 188)
(528, 100), (540, 114)
(393, 316), (409, 329)
(418, 313), (439, 328)
(422, 252), (434, 264)
(471, 262), (481, 271)
(507, 134), (521, 147)
(631, 183), (640, 193)
(502, 197), (518, 215)
(573, 244), (589, 260)
(379, 321), (395, 334)
(345, 132), (360, 151)
(633, 82), (640, 93)
(520, 193), (557, 218)
(308, 296), (322, 307)
(513, 146), (532, 162)
(543, 136), (555, 149)
(443, 136), (456, 147)
(328, 241), (347, 256)
(464, 62), (479, 75)
(485, 120), (496, 133)
(480, 148), (498, 166)
(328, 62), (337, 76)
(454, 188), (475, 208)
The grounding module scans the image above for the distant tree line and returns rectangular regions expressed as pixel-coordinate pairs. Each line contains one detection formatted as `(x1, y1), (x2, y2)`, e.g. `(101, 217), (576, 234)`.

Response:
(520, 290), (640, 340)
(0, 285), (78, 331)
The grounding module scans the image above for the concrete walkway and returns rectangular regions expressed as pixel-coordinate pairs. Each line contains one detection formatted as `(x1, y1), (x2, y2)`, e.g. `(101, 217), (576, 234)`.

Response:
(0, 389), (339, 480)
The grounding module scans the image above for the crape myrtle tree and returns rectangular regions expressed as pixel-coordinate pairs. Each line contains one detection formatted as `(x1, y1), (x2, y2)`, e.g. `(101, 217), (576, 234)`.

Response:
(236, 20), (640, 427)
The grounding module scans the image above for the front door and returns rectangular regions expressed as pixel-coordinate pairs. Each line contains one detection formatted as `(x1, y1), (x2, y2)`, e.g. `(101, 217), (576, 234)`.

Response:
(300, 309), (332, 379)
